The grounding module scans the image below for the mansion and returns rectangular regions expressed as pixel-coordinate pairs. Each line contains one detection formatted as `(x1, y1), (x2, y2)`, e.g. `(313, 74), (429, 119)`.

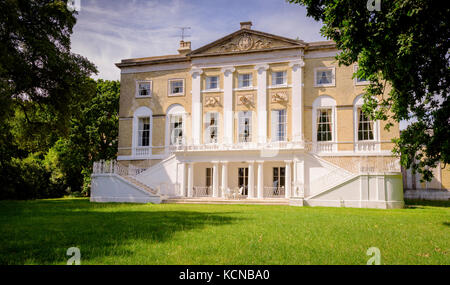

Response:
(91, 21), (405, 208)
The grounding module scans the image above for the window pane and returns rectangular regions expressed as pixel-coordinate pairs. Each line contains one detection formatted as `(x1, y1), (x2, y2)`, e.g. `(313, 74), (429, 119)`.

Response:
(138, 117), (150, 146)
(316, 70), (333, 85)
(357, 108), (374, 141)
(170, 80), (183, 94)
(139, 82), (151, 96)
(238, 111), (252, 142)
(317, 109), (332, 142)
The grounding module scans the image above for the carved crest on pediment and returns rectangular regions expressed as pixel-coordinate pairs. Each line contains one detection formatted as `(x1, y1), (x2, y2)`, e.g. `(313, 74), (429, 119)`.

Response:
(219, 34), (273, 53)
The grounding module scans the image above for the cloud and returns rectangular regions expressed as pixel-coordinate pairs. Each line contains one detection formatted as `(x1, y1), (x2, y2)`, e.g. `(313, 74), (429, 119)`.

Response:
(70, 0), (326, 80)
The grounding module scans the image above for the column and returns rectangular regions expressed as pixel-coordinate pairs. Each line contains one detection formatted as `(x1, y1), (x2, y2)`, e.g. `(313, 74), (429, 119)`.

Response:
(296, 158), (305, 198)
(257, 161), (264, 199)
(212, 161), (219, 197)
(221, 161), (228, 197)
(187, 162), (194, 197)
(248, 161), (255, 198)
(190, 68), (203, 145)
(221, 66), (235, 145)
(180, 162), (187, 197)
(285, 160), (292, 198)
(255, 64), (269, 143)
(289, 60), (305, 142)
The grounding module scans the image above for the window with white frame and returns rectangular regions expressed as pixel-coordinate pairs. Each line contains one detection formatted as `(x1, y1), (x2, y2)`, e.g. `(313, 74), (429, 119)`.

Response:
(204, 112), (219, 143)
(271, 109), (287, 142)
(271, 71), (287, 86)
(238, 167), (249, 195)
(138, 117), (151, 146)
(314, 67), (335, 87)
(169, 114), (184, 145)
(238, 111), (252, 142)
(137, 81), (152, 97)
(169, 79), (184, 96)
(357, 108), (374, 141)
(206, 168), (213, 188)
(238, 73), (252, 88)
(316, 109), (332, 141)
(206, 76), (219, 90)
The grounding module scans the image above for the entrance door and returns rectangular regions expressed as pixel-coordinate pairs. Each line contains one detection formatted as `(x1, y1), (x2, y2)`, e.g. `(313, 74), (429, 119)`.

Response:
(238, 167), (249, 195)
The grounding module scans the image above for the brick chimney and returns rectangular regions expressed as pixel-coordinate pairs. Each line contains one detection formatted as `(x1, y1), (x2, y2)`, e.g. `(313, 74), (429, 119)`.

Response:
(240, 21), (252, 30)
(178, 40), (191, 55)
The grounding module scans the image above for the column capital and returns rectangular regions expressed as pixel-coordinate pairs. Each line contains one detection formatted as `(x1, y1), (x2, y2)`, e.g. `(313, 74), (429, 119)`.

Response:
(189, 67), (203, 76)
(221, 66), (235, 74)
(284, 160), (293, 164)
(220, 161), (229, 164)
(246, 160), (255, 164)
(211, 161), (220, 165)
(256, 160), (265, 164)
(289, 59), (305, 68)
(254, 63), (269, 72)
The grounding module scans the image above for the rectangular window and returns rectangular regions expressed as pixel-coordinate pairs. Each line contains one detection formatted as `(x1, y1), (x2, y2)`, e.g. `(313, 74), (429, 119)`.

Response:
(238, 111), (252, 143)
(358, 108), (374, 141)
(205, 112), (219, 143)
(206, 76), (219, 90)
(206, 168), (213, 187)
(169, 114), (183, 145)
(238, 167), (249, 195)
(272, 71), (286, 86)
(238, 73), (252, 88)
(315, 68), (335, 87)
(169, 79), (184, 96)
(317, 109), (332, 141)
(138, 117), (150, 146)
(137, 81), (151, 97)
(272, 167), (286, 189)
(271, 109), (287, 142)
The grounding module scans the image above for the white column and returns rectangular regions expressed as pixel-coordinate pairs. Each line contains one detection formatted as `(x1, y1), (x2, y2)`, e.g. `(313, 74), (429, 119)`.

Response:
(257, 161), (264, 199)
(296, 158), (305, 198)
(221, 66), (235, 145)
(248, 161), (255, 198)
(285, 160), (292, 198)
(190, 68), (203, 145)
(221, 161), (228, 197)
(180, 162), (187, 197)
(289, 60), (305, 142)
(255, 64), (269, 143)
(187, 162), (194, 197)
(212, 161), (219, 197)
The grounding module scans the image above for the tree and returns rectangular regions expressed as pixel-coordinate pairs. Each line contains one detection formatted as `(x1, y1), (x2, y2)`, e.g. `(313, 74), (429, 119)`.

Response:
(0, 0), (97, 198)
(55, 79), (120, 195)
(289, 0), (450, 181)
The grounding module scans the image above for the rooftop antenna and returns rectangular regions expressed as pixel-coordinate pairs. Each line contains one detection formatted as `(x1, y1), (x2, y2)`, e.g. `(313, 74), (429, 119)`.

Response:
(178, 27), (191, 41)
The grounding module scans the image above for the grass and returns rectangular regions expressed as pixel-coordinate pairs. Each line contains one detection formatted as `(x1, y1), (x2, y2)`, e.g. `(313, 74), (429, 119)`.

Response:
(0, 198), (448, 265)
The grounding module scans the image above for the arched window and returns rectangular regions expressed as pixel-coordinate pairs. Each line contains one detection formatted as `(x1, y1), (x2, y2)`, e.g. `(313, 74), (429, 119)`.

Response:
(166, 104), (186, 146)
(132, 106), (153, 156)
(353, 94), (379, 151)
(312, 96), (337, 152)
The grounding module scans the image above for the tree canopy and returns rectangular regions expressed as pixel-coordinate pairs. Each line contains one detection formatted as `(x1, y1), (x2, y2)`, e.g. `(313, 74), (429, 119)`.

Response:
(290, 0), (450, 181)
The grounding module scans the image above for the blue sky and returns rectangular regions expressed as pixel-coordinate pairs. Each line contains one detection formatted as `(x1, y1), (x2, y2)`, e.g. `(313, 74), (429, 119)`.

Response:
(70, 0), (326, 80)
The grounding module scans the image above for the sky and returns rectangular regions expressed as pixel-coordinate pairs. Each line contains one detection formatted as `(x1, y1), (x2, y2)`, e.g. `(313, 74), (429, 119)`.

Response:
(70, 0), (326, 81)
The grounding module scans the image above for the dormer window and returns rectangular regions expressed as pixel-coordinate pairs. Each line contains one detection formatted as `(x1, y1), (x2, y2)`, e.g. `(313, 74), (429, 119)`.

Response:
(206, 76), (219, 90)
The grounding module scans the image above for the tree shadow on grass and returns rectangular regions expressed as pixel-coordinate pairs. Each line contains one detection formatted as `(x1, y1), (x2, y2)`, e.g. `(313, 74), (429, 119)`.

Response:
(404, 199), (450, 208)
(0, 199), (242, 264)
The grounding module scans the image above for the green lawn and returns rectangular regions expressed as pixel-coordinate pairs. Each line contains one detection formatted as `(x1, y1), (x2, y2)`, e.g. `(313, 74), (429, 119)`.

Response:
(0, 198), (448, 265)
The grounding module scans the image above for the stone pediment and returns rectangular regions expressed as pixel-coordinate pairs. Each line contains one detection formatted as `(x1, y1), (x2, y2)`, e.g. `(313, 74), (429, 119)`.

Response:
(189, 29), (304, 56)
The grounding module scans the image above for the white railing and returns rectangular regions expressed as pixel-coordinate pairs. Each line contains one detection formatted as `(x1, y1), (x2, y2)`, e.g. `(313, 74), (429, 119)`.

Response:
(170, 141), (307, 152)
(354, 141), (378, 152)
(309, 168), (354, 194)
(263, 186), (285, 198)
(193, 186), (212, 197)
(93, 160), (148, 176)
(312, 141), (335, 152)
